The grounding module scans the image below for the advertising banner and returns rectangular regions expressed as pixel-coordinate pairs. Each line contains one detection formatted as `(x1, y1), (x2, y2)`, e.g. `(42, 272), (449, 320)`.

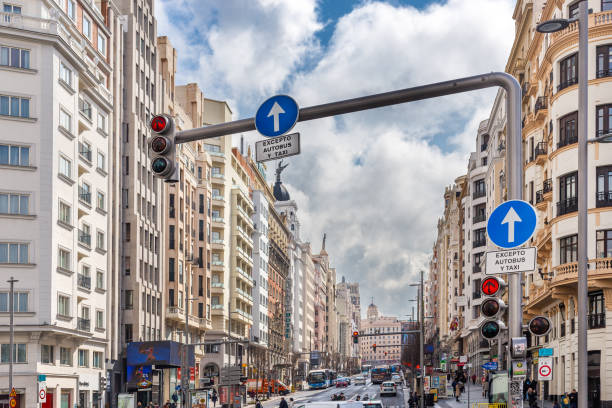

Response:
(127, 341), (195, 367)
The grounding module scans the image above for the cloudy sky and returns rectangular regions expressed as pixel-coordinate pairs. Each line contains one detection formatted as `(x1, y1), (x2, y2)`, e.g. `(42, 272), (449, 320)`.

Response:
(157, 0), (515, 318)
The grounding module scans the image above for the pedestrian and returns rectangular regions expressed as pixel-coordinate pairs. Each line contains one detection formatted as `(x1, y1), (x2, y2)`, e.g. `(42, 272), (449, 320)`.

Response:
(482, 376), (489, 398)
(451, 379), (457, 397)
(569, 389), (578, 408)
(163, 401), (171, 408)
(211, 391), (218, 407)
(524, 379), (531, 401)
(279, 397), (289, 408)
(561, 393), (570, 408)
(255, 398), (263, 408)
(528, 387), (538, 408)
(455, 380), (463, 402)
(289, 398), (294, 408)
(471, 374), (477, 385)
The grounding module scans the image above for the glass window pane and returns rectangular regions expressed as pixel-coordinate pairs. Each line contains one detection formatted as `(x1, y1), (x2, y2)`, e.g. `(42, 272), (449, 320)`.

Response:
(19, 195), (28, 214)
(20, 49), (29, 69)
(18, 293), (27, 312)
(10, 48), (19, 67)
(0, 293), (7, 312)
(9, 195), (18, 214)
(20, 99), (28, 118)
(0, 145), (7, 164)
(0, 243), (7, 262)
(9, 243), (18, 263)
(17, 344), (25, 362)
(19, 243), (27, 264)
(10, 97), (19, 116)
(0, 194), (7, 213)
(9, 146), (19, 165)
(1, 47), (8, 65)
(0, 96), (9, 115)
(13, 6), (21, 14)
(20, 147), (28, 166)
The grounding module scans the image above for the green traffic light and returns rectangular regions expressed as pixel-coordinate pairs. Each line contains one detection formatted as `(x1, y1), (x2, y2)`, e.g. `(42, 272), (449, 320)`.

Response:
(481, 321), (500, 339)
(152, 157), (168, 174)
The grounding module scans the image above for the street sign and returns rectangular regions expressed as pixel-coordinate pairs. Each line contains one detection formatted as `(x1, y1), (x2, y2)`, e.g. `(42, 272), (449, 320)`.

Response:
(481, 277), (501, 296)
(487, 200), (537, 248)
(255, 95), (299, 137)
(456, 295), (467, 306)
(538, 348), (554, 357)
(255, 132), (300, 162)
(9, 399), (15, 408)
(512, 360), (527, 379)
(482, 362), (498, 370)
(459, 355), (467, 363)
(38, 382), (47, 403)
(38, 375), (46, 382)
(485, 247), (537, 274)
(538, 357), (553, 381)
(9, 389), (16, 398)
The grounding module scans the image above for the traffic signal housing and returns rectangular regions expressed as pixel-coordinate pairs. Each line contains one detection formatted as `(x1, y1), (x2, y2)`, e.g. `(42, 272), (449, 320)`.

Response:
(372, 343), (377, 352)
(149, 114), (178, 182)
(528, 316), (551, 336)
(352, 331), (359, 344)
(479, 276), (507, 340)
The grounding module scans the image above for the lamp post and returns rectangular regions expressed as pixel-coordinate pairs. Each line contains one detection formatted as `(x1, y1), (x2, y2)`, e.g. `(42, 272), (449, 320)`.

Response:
(7, 277), (17, 395)
(537, 3), (588, 408)
(410, 270), (425, 408)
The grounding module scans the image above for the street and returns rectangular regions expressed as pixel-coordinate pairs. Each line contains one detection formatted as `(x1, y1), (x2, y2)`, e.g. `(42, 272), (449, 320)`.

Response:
(260, 380), (409, 408)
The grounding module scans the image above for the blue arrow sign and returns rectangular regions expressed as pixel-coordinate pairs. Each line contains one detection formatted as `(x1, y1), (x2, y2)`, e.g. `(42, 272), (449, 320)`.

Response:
(482, 362), (498, 370)
(487, 200), (537, 249)
(255, 95), (299, 137)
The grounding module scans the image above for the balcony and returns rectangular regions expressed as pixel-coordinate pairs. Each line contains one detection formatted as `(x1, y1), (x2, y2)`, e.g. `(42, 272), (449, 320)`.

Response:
(473, 190), (486, 199)
(77, 317), (91, 332)
(521, 82), (530, 99)
(557, 77), (577, 92)
(480, 143), (487, 152)
(534, 142), (547, 164)
(212, 195), (225, 203)
(552, 258), (612, 290)
(473, 214), (486, 224)
(211, 260), (224, 270)
(78, 229), (91, 247)
(79, 187), (91, 206)
(78, 143), (92, 163)
(589, 313), (606, 329)
(596, 128), (612, 141)
(166, 306), (184, 322)
(212, 216), (225, 226)
(211, 282), (224, 292)
(473, 239), (486, 248)
(77, 273), (91, 290)
(597, 191), (612, 208)
(212, 239), (225, 250)
(557, 197), (577, 217)
(534, 96), (548, 120)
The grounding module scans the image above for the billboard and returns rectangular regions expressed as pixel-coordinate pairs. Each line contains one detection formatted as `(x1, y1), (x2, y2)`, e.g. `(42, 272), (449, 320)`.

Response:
(127, 365), (153, 389)
(127, 341), (195, 367)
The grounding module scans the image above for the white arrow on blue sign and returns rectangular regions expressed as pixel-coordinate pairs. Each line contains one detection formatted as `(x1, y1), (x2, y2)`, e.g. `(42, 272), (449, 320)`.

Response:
(487, 200), (537, 249)
(255, 95), (299, 138)
(482, 362), (498, 370)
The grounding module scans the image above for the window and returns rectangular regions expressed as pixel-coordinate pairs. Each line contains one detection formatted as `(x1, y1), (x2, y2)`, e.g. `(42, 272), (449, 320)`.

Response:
(125, 323), (133, 343)
(59, 109), (72, 132)
(597, 166), (612, 207)
(169, 289), (175, 307)
(80, 182), (91, 204)
(0, 144), (28, 167)
(79, 141), (92, 162)
(124, 290), (133, 309)
(95, 310), (104, 329)
(0, 242), (28, 264)
(82, 15), (92, 39)
(2, 4), (21, 22)
(78, 349), (89, 367)
(169, 258), (175, 281)
(60, 347), (72, 365)
(0, 46), (29, 69)
(59, 155), (71, 179)
(96, 230), (105, 251)
(97, 191), (105, 211)
(588, 291), (606, 329)
(97, 112), (107, 133)
(93, 351), (103, 368)
(58, 247), (71, 271)
(596, 230), (612, 258)
(596, 45), (612, 78)
(0, 292), (28, 312)
(559, 53), (578, 91)
(473, 203), (486, 223)
(0, 193), (28, 215)
(169, 225), (175, 249)
(96, 270), (104, 290)
(569, 3), (579, 19)
(79, 98), (92, 120)
(59, 201), (71, 225)
(41, 345), (54, 364)
(560, 235), (578, 264)
(59, 63), (72, 87)
(473, 228), (487, 247)
(97, 33), (106, 56)
(0, 95), (29, 117)
(558, 172), (578, 215)
(604, 0), (612, 12)
(1, 344), (26, 363)
(559, 111), (578, 148)
(473, 179), (486, 198)
(58, 294), (70, 317)
(67, 0), (75, 19)
(596, 104), (612, 139)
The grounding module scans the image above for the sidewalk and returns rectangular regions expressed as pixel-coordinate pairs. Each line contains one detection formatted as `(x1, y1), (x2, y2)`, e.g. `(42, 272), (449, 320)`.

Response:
(435, 383), (557, 408)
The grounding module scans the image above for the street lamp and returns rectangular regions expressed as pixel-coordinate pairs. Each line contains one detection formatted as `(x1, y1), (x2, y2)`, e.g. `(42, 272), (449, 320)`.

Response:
(409, 272), (425, 408)
(536, 4), (588, 408)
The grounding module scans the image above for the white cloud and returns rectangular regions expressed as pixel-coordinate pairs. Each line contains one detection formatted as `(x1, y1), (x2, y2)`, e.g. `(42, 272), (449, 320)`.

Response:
(157, 0), (515, 316)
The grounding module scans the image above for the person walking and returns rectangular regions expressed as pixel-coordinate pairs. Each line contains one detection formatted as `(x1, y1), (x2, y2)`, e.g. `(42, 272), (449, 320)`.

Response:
(482, 376), (489, 398)
(255, 398), (262, 408)
(524, 379), (531, 401)
(528, 387), (538, 408)
(279, 397), (289, 408)
(471, 374), (477, 385)
(211, 391), (218, 408)
(561, 393), (571, 408)
(289, 398), (294, 408)
(569, 389), (578, 408)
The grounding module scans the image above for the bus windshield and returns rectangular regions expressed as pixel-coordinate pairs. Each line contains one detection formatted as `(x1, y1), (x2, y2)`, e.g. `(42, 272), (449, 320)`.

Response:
(308, 372), (326, 382)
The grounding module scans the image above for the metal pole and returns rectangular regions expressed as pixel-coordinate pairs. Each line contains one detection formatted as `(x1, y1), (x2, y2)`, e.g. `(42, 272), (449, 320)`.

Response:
(419, 270), (424, 408)
(8, 277), (16, 395)
(577, 2), (589, 408)
(184, 299), (191, 408)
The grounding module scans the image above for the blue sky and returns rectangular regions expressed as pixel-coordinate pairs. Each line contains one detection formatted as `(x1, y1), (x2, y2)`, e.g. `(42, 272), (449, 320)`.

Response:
(157, 0), (515, 317)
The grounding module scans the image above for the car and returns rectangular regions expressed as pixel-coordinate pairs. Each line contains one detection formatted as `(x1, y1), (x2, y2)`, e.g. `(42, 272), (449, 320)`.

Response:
(362, 401), (383, 408)
(336, 378), (349, 387)
(354, 376), (366, 385)
(391, 374), (403, 385)
(380, 381), (397, 397)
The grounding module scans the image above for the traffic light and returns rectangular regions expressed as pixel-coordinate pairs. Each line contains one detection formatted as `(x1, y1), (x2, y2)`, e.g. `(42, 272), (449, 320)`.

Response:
(479, 276), (507, 340)
(528, 316), (551, 336)
(352, 331), (359, 344)
(99, 374), (107, 390)
(373, 343), (377, 352)
(149, 114), (178, 182)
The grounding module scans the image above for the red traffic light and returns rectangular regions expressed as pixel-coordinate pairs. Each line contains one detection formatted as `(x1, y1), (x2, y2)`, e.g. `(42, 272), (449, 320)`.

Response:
(372, 343), (377, 351)
(353, 331), (359, 336)
(151, 115), (169, 133)
(481, 277), (500, 296)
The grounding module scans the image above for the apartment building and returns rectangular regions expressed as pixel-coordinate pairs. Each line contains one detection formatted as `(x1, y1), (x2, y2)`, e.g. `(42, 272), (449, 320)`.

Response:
(359, 302), (402, 366)
(0, 0), (121, 406)
(336, 277), (361, 372)
(299, 242), (316, 362)
(509, 0), (612, 403)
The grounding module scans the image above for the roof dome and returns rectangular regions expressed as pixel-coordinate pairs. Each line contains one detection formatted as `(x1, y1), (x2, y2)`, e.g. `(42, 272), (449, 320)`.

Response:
(274, 181), (291, 201)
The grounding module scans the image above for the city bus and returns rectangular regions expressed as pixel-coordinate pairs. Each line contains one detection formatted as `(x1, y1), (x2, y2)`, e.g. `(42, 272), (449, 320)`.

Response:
(307, 369), (331, 389)
(370, 365), (390, 384)
(361, 364), (372, 374)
